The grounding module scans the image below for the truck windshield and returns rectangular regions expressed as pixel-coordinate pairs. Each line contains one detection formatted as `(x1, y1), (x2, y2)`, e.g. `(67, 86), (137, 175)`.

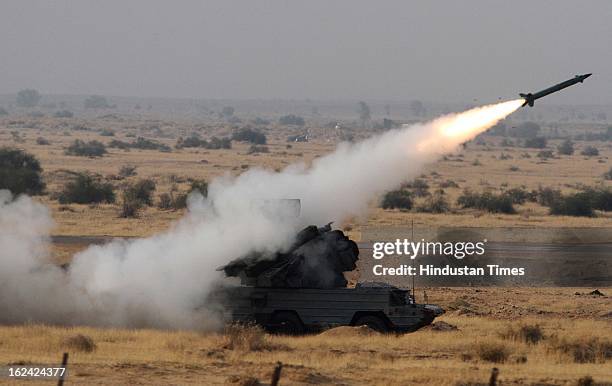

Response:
(389, 290), (407, 306)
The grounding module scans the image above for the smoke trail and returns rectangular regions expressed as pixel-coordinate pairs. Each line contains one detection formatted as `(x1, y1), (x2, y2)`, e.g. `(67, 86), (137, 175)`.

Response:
(0, 99), (523, 329)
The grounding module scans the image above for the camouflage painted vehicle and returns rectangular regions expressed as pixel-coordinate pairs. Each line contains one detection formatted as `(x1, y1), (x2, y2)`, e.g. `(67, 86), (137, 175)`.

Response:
(212, 224), (443, 333)
(209, 282), (443, 334)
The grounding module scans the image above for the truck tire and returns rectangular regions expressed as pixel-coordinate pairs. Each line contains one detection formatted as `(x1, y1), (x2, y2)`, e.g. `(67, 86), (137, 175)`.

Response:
(271, 311), (305, 335)
(353, 315), (389, 333)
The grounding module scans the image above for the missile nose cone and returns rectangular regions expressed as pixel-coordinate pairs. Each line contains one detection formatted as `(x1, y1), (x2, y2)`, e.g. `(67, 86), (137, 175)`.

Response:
(583, 73), (592, 79)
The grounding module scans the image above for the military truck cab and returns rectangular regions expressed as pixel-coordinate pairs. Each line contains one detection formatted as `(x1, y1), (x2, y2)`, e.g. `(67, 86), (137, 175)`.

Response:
(209, 283), (443, 334)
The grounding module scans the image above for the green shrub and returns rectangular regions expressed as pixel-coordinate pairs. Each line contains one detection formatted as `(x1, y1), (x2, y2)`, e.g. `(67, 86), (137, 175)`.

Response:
(36, 137), (50, 145)
(523, 136), (547, 148)
(381, 190), (412, 210)
(580, 146), (599, 156)
(537, 150), (554, 159)
(500, 324), (544, 344)
(57, 173), (115, 204)
(549, 192), (594, 217)
(279, 114), (305, 126)
(418, 192), (449, 213)
(176, 135), (231, 150)
(474, 342), (511, 363)
(65, 140), (107, 157)
(581, 187), (612, 211)
(503, 187), (529, 204)
(604, 167), (612, 181)
(124, 179), (156, 206)
(118, 165), (137, 178)
(537, 186), (562, 207)
(457, 190), (515, 214)
(131, 137), (171, 152)
(232, 128), (267, 144)
(247, 145), (269, 154)
(407, 178), (430, 197)
(157, 193), (173, 210)
(189, 179), (208, 197)
(0, 147), (45, 195)
(439, 179), (459, 188)
(119, 190), (142, 218)
(557, 139), (575, 155)
(108, 137), (170, 152)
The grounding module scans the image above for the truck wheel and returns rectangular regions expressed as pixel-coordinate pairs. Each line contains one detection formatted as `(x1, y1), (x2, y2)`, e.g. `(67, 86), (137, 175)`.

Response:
(271, 312), (305, 335)
(354, 315), (389, 333)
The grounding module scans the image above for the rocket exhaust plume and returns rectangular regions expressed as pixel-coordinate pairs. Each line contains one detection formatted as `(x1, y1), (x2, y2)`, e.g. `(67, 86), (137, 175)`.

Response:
(0, 99), (522, 329)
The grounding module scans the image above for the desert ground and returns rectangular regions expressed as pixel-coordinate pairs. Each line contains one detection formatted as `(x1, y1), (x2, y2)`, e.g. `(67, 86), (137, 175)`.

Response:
(1, 100), (611, 385)
(0, 287), (610, 385)
(0, 111), (610, 241)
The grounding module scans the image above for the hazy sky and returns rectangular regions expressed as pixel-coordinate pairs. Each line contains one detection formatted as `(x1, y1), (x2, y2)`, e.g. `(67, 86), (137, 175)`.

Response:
(1, 1), (611, 104)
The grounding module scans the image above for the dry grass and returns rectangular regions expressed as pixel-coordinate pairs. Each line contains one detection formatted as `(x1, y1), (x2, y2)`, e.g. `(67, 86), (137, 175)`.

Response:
(222, 323), (269, 351)
(0, 287), (610, 385)
(500, 323), (544, 344)
(473, 341), (511, 363)
(62, 334), (97, 352)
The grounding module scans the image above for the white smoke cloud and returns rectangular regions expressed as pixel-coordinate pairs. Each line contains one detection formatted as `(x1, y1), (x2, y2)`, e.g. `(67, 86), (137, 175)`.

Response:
(0, 100), (522, 329)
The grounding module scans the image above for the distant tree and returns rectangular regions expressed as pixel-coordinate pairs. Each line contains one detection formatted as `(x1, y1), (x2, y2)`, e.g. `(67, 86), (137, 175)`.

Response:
(580, 146), (599, 156)
(557, 139), (575, 155)
(357, 101), (371, 125)
(54, 110), (74, 118)
(507, 122), (540, 138)
(0, 107), (8, 116)
(84, 95), (111, 109)
(222, 106), (235, 118)
(16, 89), (42, 107)
(279, 114), (305, 126)
(0, 147), (45, 195)
(523, 137), (547, 149)
(252, 117), (270, 125)
(410, 100), (425, 117)
(489, 122), (507, 136)
(604, 167), (612, 181)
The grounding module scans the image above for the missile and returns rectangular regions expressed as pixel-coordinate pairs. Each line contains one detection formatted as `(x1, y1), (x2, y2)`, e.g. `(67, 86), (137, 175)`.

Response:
(520, 73), (591, 107)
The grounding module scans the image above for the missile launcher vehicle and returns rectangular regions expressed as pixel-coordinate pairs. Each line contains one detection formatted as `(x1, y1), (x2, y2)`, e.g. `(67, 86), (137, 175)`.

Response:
(211, 224), (443, 334)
